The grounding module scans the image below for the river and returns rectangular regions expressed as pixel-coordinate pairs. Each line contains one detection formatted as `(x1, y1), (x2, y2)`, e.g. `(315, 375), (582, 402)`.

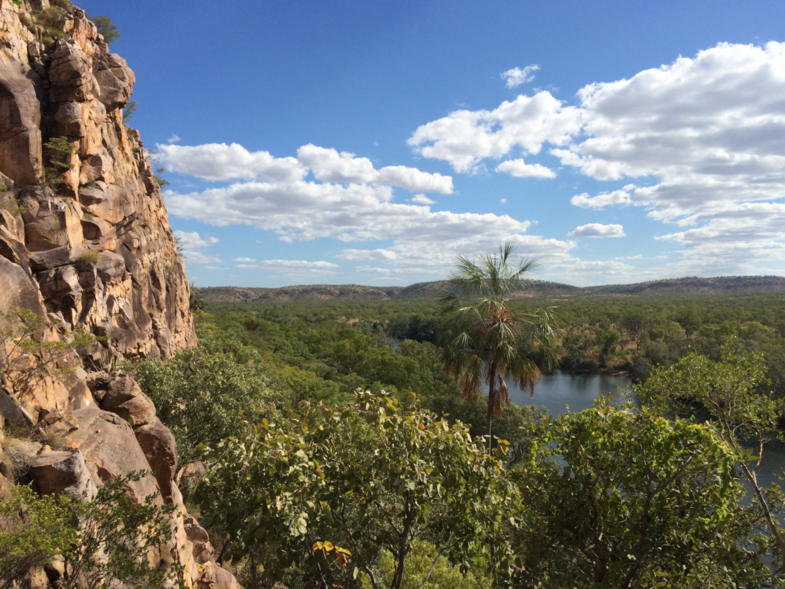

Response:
(509, 370), (785, 489)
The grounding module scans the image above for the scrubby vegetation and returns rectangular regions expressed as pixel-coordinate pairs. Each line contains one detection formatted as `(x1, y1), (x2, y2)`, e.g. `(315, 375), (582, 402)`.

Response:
(42, 136), (76, 188)
(0, 309), (97, 398)
(5, 246), (785, 587)
(90, 15), (119, 45)
(74, 250), (99, 270)
(0, 475), (184, 589)
(121, 270), (785, 587)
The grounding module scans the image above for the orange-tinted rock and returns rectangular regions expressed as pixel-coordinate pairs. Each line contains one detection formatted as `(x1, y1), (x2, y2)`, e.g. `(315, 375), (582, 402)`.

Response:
(98, 373), (156, 427)
(46, 406), (160, 505)
(135, 417), (177, 501)
(29, 449), (97, 500)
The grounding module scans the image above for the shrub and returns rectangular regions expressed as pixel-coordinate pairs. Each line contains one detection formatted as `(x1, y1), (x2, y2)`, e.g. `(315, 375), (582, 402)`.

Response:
(0, 474), (185, 589)
(43, 136), (76, 187)
(154, 168), (169, 188)
(0, 308), (98, 398)
(91, 15), (120, 45)
(197, 391), (517, 589)
(131, 347), (283, 464)
(35, 7), (66, 40)
(123, 100), (137, 122)
(512, 397), (768, 587)
(18, 13), (35, 32)
(189, 283), (204, 312)
(376, 540), (490, 589)
(0, 484), (75, 588)
(74, 250), (99, 271)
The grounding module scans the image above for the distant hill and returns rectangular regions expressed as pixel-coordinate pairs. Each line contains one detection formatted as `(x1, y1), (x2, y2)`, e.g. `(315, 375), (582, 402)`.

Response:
(201, 275), (785, 304)
(582, 276), (785, 296)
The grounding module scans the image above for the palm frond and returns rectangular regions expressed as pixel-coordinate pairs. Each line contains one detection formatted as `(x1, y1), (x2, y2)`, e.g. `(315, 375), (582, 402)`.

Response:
(438, 241), (558, 417)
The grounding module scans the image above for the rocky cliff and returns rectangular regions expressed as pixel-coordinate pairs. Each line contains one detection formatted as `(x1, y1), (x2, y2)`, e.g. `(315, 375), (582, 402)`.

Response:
(0, 1), (234, 587)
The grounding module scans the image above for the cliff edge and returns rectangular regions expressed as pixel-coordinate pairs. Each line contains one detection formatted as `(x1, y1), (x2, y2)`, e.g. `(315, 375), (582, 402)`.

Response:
(0, 1), (235, 587)
(0, 0), (195, 359)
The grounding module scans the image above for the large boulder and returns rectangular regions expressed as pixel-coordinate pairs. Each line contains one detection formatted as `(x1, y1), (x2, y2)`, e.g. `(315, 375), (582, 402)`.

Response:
(198, 563), (239, 589)
(14, 374), (70, 424)
(29, 449), (97, 500)
(134, 417), (177, 501)
(19, 186), (84, 252)
(0, 255), (46, 316)
(94, 373), (156, 427)
(44, 406), (160, 504)
(184, 515), (215, 564)
(0, 53), (42, 185)
(48, 40), (98, 103)
(175, 460), (208, 500)
(92, 52), (135, 109)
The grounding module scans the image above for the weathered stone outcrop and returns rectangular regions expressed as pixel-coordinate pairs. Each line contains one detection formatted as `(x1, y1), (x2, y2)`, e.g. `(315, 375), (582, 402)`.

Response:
(29, 448), (97, 500)
(0, 2), (235, 587)
(0, 0), (195, 360)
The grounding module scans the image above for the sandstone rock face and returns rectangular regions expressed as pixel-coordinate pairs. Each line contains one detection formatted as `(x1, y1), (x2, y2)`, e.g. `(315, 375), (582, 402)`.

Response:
(134, 417), (177, 501)
(29, 449), (97, 500)
(0, 2), (196, 360)
(0, 3), (237, 587)
(0, 54), (43, 186)
(95, 372), (156, 427)
(0, 471), (12, 501)
(45, 405), (161, 505)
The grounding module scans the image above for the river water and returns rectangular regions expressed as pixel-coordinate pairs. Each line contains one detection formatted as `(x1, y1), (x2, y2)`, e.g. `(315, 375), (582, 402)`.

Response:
(509, 370), (785, 489)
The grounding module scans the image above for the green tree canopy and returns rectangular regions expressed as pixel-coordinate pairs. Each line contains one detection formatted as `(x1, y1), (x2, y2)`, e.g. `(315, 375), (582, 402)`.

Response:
(196, 391), (517, 589)
(513, 398), (768, 588)
(635, 339), (785, 576)
(0, 474), (183, 589)
(91, 15), (120, 45)
(132, 347), (282, 464)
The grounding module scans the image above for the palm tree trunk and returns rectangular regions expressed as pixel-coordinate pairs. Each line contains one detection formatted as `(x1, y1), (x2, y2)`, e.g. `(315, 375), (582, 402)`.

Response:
(486, 361), (497, 453)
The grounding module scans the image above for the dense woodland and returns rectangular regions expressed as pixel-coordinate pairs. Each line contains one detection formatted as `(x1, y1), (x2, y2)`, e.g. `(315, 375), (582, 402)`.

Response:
(1, 2), (782, 586)
(199, 291), (785, 393)
(124, 288), (785, 588)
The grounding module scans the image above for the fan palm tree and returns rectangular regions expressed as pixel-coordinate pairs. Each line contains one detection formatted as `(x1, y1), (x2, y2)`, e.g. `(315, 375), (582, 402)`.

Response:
(438, 242), (558, 450)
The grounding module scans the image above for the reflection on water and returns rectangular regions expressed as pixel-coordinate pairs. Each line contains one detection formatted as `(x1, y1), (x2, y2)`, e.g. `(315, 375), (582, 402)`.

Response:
(508, 370), (785, 488)
(509, 370), (633, 415)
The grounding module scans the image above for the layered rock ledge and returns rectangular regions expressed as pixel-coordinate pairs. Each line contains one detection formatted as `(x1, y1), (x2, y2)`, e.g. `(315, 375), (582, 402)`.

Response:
(0, 1), (234, 587)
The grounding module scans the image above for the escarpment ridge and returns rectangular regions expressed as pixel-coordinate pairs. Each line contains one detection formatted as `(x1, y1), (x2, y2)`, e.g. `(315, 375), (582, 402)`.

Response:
(0, 1), (236, 586)
(201, 275), (785, 304)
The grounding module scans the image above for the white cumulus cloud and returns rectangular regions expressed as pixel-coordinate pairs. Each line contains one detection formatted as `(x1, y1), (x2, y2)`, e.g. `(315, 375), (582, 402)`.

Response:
(408, 92), (581, 173)
(570, 185), (635, 209)
(297, 144), (453, 193)
(173, 230), (221, 263)
(501, 65), (540, 88)
(235, 259), (340, 269)
(338, 249), (399, 262)
(496, 158), (556, 179)
(157, 143), (306, 182)
(567, 223), (626, 238)
(164, 179), (583, 276)
(411, 194), (435, 204)
(410, 42), (785, 272)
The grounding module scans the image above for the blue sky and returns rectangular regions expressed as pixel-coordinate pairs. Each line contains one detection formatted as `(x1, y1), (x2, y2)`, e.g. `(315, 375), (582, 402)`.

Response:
(81, 0), (785, 287)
